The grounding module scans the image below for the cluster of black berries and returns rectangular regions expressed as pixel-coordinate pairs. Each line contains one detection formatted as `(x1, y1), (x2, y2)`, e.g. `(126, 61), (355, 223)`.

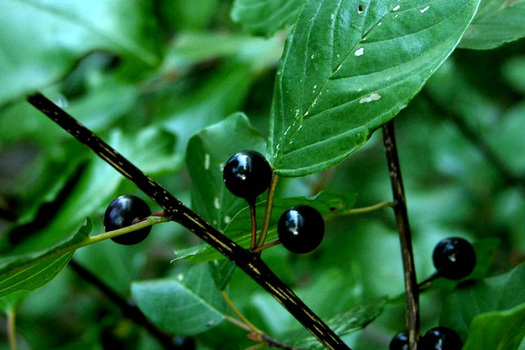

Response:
(223, 150), (325, 254)
(390, 236), (476, 349)
(102, 150), (476, 349)
(390, 326), (463, 350)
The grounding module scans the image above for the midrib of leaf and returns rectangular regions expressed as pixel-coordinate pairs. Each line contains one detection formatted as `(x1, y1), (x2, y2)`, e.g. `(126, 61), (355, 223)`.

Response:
(170, 280), (226, 317)
(0, 254), (72, 295)
(276, 0), (397, 153)
(280, 0), (472, 151)
(14, 0), (158, 65)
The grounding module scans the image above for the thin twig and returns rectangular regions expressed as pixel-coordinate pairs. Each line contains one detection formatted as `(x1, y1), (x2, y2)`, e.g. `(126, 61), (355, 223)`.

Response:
(382, 120), (420, 350)
(257, 174), (279, 248)
(26, 93), (350, 350)
(68, 259), (178, 349)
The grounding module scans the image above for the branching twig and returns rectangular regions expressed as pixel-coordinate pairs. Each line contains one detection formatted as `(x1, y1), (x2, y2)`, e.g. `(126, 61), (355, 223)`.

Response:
(382, 120), (420, 350)
(26, 93), (350, 350)
(68, 260), (178, 349)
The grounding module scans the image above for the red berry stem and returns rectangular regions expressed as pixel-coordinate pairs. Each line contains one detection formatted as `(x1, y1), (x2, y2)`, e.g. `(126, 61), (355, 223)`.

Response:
(382, 120), (420, 350)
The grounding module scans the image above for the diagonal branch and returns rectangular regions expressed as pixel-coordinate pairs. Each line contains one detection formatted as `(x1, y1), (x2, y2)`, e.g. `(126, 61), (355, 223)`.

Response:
(382, 120), (420, 350)
(26, 93), (350, 350)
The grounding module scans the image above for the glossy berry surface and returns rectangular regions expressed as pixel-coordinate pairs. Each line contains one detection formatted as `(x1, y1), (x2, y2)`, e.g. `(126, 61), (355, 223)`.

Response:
(389, 331), (409, 350)
(432, 237), (476, 280)
(277, 206), (324, 254)
(222, 150), (272, 202)
(104, 195), (152, 245)
(420, 326), (462, 350)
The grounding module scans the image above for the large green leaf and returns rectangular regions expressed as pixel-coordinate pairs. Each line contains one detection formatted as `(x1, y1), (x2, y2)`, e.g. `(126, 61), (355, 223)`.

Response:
(268, 0), (481, 176)
(280, 298), (386, 349)
(131, 264), (228, 336)
(0, 0), (162, 104)
(440, 263), (525, 340)
(5, 126), (177, 255)
(186, 113), (267, 230)
(459, 0), (525, 49)
(463, 303), (525, 350)
(230, 0), (307, 37)
(0, 219), (91, 299)
(175, 191), (357, 262)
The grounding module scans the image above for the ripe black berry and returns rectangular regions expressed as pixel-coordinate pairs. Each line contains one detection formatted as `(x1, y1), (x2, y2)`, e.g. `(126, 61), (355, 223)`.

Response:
(104, 195), (152, 245)
(420, 326), (462, 350)
(432, 237), (476, 280)
(390, 331), (409, 350)
(222, 150), (272, 203)
(277, 206), (324, 254)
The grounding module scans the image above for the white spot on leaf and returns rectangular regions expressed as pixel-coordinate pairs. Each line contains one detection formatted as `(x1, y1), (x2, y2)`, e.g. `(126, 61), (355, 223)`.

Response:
(420, 6), (430, 13)
(359, 92), (382, 103)
(354, 47), (365, 56)
(214, 197), (221, 209)
(224, 216), (231, 224)
(177, 273), (184, 281)
(204, 153), (210, 170)
(393, 4), (400, 11)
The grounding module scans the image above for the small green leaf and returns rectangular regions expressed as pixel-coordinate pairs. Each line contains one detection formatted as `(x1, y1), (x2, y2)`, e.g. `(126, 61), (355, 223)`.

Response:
(280, 298), (387, 349)
(440, 263), (525, 340)
(208, 260), (236, 291)
(269, 0), (481, 176)
(131, 264), (228, 336)
(175, 191), (357, 262)
(0, 219), (91, 299)
(463, 303), (525, 350)
(231, 0), (307, 37)
(186, 113), (267, 230)
(459, 0), (525, 50)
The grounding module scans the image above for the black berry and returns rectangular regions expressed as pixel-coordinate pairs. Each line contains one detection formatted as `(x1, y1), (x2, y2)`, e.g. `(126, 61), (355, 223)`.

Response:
(104, 195), (152, 245)
(390, 331), (409, 350)
(222, 150), (272, 202)
(420, 326), (462, 350)
(432, 237), (476, 280)
(277, 206), (324, 254)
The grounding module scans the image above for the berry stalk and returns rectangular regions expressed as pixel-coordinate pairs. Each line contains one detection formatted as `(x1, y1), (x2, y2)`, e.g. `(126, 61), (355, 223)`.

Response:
(382, 120), (420, 350)
(27, 93), (350, 350)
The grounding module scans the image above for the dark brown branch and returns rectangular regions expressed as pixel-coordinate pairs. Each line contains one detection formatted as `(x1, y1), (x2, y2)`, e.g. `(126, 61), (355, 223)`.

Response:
(68, 260), (179, 349)
(382, 120), (420, 350)
(26, 93), (350, 350)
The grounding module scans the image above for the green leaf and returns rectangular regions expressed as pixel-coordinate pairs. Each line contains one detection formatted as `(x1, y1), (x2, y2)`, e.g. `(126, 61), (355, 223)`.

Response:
(186, 113), (267, 230)
(459, 0), (525, 50)
(230, 0), (307, 37)
(175, 191), (357, 262)
(0, 290), (30, 313)
(0, 0), (162, 104)
(268, 0), (481, 176)
(5, 126), (177, 255)
(131, 264), (228, 336)
(0, 219), (91, 299)
(463, 303), (525, 350)
(440, 263), (525, 340)
(280, 298), (387, 349)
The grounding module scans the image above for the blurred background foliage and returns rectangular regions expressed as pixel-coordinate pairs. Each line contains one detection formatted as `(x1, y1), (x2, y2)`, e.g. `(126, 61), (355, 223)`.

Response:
(0, 0), (524, 349)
